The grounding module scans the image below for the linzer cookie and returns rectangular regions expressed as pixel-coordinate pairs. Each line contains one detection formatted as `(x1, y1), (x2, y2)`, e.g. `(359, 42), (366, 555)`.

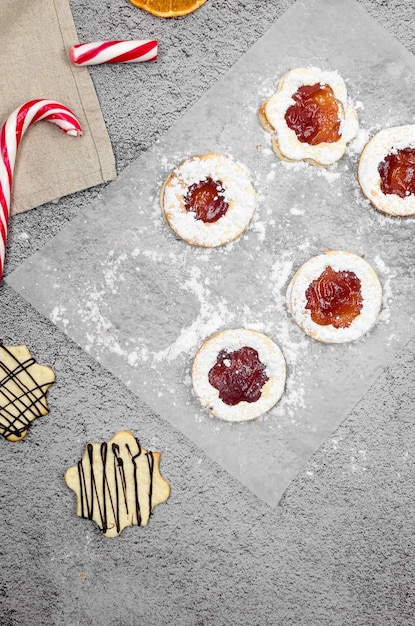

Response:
(160, 153), (257, 247)
(259, 67), (358, 166)
(358, 125), (415, 217)
(0, 344), (55, 441)
(192, 328), (286, 422)
(65, 431), (170, 538)
(286, 250), (382, 344)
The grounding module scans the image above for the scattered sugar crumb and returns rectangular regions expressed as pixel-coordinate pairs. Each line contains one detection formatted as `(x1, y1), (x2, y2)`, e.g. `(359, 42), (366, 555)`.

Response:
(332, 437), (339, 450)
(50, 305), (69, 328)
(346, 127), (370, 159)
(316, 167), (340, 183)
(290, 207), (304, 216)
(251, 218), (266, 241)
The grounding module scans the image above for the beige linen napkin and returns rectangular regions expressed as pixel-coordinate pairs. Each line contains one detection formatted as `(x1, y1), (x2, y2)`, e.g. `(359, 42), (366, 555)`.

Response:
(0, 0), (116, 215)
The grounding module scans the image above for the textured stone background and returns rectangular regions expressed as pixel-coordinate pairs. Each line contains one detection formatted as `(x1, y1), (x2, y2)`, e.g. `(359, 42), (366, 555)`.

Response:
(1, 1), (415, 625)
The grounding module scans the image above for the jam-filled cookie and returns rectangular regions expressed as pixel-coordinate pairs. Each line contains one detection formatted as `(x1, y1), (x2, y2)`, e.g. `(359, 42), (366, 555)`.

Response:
(0, 344), (55, 441)
(192, 328), (286, 422)
(286, 250), (382, 343)
(65, 430), (170, 538)
(160, 153), (257, 247)
(358, 125), (415, 217)
(259, 67), (358, 167)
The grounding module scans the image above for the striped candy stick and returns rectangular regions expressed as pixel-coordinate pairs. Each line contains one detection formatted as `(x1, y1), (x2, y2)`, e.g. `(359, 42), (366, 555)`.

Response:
(0, 99), (82, 281)
(69, 40), (158, 66)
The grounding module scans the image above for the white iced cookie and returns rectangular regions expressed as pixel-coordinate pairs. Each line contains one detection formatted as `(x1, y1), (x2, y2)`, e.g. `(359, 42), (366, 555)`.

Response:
(0, 344), (55, 441)
(286, 250), (382, 344)
(358, 125), (415, 217)
(65, 430), (170, 538)
(192, 328), (286, 422)
(259, 67), (358, 166)
(160, 153), (257, 247)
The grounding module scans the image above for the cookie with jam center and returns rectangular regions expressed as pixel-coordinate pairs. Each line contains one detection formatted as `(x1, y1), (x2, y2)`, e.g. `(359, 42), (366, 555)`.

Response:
(192, 328), (286, 422)
(358, 125), (415, 217)
(286, 250), (382, 344)
(259, 67), (358, 167)
(160, 153), (257, 247)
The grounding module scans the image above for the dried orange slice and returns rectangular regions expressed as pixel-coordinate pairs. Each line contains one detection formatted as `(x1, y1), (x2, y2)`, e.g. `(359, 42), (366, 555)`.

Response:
(128, 0), (207, 18)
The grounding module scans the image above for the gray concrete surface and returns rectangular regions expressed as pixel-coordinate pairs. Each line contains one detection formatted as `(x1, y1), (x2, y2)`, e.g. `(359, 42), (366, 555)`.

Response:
(1, 1), (415, 625)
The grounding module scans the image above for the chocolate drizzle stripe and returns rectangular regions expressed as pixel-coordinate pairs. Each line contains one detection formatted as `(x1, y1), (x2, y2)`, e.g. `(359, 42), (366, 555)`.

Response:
(146, 451), (155, 515)
(0, 344), (51, 439)
(100, 443), (109, 532)
(112, 443), (128, 532)
(126, 442), (142, 527)
(77, 459), (88, 519)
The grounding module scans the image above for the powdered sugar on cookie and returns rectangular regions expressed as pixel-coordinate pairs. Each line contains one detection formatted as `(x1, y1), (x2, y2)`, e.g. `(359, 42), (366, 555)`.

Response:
(192, 328), (286, 422)
(260, 67), (358, 166)
(287, 250), (383, 343)
(358, 125), (415, 217)
(161, 153), (257, 247)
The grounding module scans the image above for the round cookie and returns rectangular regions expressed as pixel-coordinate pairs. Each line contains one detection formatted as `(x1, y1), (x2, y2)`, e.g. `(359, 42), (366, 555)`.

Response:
(192, 328), (286, 422)
(259, 67), (358, 166)
(286, 250), (382, 344)
(358, 125), (415, 217)
(160, 153), (257, 247)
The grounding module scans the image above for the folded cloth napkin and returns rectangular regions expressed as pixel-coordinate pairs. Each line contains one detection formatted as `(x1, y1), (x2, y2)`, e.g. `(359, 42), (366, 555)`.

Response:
(0, 0), (116, 215)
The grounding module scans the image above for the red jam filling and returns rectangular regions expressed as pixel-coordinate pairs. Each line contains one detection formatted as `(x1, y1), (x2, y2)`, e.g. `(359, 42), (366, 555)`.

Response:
(378, 147), (415, 198)
(208, 346), (269, 406)
(184, 177), (228, 223)
(285, 83), (341, 145)
(305, 266), (363, 329)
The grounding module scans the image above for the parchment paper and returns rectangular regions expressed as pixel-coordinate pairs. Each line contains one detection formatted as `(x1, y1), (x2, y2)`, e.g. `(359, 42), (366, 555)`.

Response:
(7, 0), (415, 507)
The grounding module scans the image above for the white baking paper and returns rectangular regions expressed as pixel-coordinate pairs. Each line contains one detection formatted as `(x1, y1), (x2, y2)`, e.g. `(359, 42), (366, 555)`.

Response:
(7, 0), (415, 507)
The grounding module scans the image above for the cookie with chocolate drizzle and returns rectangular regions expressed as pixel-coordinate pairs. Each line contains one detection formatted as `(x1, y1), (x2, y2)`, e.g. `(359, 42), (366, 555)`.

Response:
(0, 344), (55, 441)
(65, 431), (170, 538)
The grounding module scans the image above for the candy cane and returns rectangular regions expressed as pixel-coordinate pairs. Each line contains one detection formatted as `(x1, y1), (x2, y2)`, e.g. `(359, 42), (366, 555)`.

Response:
(0, 99), (82, 281)
(69, 40), (158, 66)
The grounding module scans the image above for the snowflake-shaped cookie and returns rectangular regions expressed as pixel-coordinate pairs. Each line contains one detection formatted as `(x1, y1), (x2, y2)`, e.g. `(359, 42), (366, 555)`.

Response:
(65, 430), (170, 538)
(0, 344), (55, 441)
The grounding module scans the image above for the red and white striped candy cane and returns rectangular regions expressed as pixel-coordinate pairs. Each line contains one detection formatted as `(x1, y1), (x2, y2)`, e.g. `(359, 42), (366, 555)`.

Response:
(0, 99), (82, 281)
(69, 40), (158, 66)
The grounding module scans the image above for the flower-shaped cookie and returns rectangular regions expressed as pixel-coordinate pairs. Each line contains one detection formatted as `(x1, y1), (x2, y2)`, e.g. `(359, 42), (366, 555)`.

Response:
(0, 344), (55, 441)
(259, 67), (358, 166)
(65, 430), (170, 538)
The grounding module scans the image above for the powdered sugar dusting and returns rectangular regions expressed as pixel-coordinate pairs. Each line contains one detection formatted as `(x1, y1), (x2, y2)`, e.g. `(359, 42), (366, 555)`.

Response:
(26, 0), (415, 511)
(153, 266), (235, 362)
